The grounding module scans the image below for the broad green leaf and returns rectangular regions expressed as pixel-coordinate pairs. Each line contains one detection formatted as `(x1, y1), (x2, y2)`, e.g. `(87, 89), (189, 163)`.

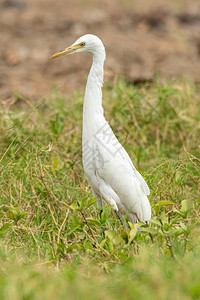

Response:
(154, 200), (174, 207)
(128, 224), (138, 244)
(105, 230), (124, 245)
(181, 200), (189, 212)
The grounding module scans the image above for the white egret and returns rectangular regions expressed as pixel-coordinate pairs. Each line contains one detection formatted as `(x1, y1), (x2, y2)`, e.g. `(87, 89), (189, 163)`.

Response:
(51, 34), (151, 224)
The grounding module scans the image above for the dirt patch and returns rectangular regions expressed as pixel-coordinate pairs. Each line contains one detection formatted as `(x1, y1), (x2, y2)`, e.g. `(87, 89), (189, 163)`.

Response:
(1, 0), (200, 102)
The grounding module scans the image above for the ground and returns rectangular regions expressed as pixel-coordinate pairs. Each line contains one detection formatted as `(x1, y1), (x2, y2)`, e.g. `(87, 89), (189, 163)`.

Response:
(1, 0), (200, 104)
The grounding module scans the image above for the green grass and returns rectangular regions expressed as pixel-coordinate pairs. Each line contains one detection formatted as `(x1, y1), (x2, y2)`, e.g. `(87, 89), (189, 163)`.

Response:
(0, 78), (200, 299)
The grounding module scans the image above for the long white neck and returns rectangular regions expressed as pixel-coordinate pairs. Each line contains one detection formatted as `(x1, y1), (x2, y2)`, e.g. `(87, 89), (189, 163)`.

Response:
(82, 50), (106, 144)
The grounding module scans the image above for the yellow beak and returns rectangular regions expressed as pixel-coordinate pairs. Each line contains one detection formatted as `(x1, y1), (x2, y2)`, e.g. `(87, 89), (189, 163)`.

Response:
(50, 44), (83, 59)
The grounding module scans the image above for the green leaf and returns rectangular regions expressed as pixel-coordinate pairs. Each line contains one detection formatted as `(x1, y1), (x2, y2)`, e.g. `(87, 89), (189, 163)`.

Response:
(6, 210), (17, 222)
(103, 262), (111, 274)
(181, 200), (189, 212)
(128, 224), (138, 244)
(150, 219), (162, 227)
(83, 240), (94, 251)
(108, 239), (114, 252)
(175, 171), (182, 184)
(100, 206), (112, 225)
(86, 197), (97, 208)
(0, 223), (10, 238)
(61, 201), (69, 207)
(66, 244), (76, 252)
(144, 227), (158, 235)
(120, 229), (129, 243)
(6, 209), (26, 224)
(99, 239), (107, 248)
(79, 197), (87, 211)
(69, 203), (80, 211)
(118, 251), (128, 262)
(105, 230), (124, 245)
(86, 218), (101, 226)
(52, 157), (58, 169)
(180, 222), (188, 232)
(49, 113), (64, 135)
(154, 200), (174, 207)
(128, 222), (134, 230)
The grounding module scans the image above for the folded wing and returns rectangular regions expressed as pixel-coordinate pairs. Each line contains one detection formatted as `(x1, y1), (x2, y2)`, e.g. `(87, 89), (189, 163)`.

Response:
(93, 130), (151, 223)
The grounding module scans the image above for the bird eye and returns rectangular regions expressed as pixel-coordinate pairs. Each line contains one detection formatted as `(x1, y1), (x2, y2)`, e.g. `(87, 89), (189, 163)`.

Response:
(80, 42), (86, 46)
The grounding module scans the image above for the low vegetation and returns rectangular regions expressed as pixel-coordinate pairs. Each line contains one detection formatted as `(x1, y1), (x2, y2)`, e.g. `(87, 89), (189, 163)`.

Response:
(0, 78), (200, 299)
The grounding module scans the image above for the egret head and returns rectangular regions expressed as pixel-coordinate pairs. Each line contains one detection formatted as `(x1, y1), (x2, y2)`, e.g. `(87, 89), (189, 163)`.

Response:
(50, 34), (105, 60)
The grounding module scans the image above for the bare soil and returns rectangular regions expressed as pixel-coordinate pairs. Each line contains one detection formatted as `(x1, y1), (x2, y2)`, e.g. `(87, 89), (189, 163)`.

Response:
(1, 0), (200, 103)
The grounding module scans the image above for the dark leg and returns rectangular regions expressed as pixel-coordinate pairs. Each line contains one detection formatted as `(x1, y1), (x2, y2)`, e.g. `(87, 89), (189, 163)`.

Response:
(114, 210), (128, 231)
(115, 210), (123, 224)
(99, 208), (107, 237)
(100, 208), (128, 232)
(99, 208), (103, 220)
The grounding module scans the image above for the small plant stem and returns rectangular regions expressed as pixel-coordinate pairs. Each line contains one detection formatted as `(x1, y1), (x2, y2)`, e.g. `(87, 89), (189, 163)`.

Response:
(57, 209), (69, 244)
(159, 218), (175, 259)
(80, 210), (96, 241)
(36, 152), (59, 204)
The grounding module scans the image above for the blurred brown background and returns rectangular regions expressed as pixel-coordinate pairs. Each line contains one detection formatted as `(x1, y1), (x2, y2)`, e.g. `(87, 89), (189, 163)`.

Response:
(1, 0), (200, 102)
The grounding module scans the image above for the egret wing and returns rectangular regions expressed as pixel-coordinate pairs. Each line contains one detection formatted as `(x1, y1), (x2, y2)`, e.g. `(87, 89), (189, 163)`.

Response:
(94, 124), (150, 195)
(93, 131), (151, 222)
(118, 144), (150, 195)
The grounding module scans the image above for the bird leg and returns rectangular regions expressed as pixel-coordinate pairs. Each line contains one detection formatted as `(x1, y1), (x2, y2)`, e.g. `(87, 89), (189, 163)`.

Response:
(99, 208), (103, 220)
(99, 208), (107, 237)
(107, 196), (128, 231)
(114, 210), (128, 232)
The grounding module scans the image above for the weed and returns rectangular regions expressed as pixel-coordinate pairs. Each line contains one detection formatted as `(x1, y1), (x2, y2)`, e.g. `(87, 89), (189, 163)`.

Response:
(0, 78), (199, 299)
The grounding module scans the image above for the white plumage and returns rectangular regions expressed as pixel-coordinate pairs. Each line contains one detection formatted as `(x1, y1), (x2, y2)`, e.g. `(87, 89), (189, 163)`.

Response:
(51, 34), (151, 224)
